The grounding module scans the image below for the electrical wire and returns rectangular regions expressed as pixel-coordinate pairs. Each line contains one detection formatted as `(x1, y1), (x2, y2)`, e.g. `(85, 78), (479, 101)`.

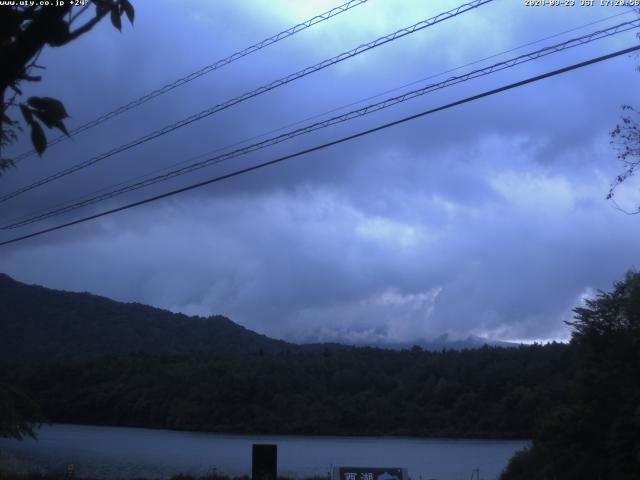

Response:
(1, 44), (637, 247)
(4, 19), (638, 230)
(8, 7), (627, 228)
(11, 0), (371, 162)
(0, 0), (495, 205)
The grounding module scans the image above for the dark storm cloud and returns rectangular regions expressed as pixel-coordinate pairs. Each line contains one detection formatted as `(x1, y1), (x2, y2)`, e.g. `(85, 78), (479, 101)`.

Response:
(2, 0), (640, 344)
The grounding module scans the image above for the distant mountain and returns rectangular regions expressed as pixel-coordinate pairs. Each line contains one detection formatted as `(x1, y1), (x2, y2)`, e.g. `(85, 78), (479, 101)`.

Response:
(340, 333), (520, 352)
(0, 273), (516, 362)
(301, 334), (518, 352)
(0, 273), (293, 361)
(387, 333), (519, 352)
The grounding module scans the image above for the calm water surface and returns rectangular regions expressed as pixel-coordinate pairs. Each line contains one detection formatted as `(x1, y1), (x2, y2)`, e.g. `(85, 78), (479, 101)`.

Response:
(0, 424), (528, 480)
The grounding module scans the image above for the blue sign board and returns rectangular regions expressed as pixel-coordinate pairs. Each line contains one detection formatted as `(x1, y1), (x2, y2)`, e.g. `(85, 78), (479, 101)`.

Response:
(334, 467), (407, 480)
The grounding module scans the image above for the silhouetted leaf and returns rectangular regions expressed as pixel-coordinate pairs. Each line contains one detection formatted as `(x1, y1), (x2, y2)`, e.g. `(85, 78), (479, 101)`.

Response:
(30, 121), (46, 156)
(27, 97), (69, 120)
(31, 109), (54, 128)
(121, 0), (134, 24)
(19, 104), (33, 124)
(110, 5), (122, 31)
(31, 110), (70, 137)
(53, 120), (70, 137)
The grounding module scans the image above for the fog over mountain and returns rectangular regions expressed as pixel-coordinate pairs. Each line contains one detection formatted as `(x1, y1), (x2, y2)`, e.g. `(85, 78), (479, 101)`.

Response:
(0, 273), (517, 361)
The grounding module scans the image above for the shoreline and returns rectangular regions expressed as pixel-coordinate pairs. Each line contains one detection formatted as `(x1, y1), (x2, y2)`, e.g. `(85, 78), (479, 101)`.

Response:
(1, 426), (526, 480)
(27, 422), (532, 442)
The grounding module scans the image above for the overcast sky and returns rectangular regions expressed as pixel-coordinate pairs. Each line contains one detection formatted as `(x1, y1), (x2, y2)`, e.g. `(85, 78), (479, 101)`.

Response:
(1, 0), (639, 345)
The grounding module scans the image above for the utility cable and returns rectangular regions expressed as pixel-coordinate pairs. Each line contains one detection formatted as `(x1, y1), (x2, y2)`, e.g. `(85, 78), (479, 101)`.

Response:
(0, 0), (495, 204)
(1, 44), (637, 247)
(3, 19), (638, 229)
(9, 7), (625, 228)
(11, 0), (370, 162)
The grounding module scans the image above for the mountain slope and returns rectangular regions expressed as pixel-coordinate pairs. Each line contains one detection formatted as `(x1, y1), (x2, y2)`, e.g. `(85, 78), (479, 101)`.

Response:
(0, 273), (292, 361)
(419, 333), (512, 349)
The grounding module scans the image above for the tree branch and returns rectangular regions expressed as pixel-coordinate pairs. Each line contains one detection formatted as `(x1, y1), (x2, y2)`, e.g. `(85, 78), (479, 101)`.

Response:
(66, 10), (109, 43)
(69, 4), (92, 25)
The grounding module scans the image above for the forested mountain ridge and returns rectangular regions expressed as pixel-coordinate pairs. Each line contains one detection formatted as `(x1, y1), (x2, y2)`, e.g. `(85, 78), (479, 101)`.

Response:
(3, 343), (573, 438)
(0, 273), (513, 361)
(0, 272), (574, 439)
(2, 270), (638, 476)
(501, 271), (640, 479)
(0, 273), (292, 360)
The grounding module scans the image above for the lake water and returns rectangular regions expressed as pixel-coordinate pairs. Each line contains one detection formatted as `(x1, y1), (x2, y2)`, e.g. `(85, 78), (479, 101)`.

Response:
(0, 424), (528, 480)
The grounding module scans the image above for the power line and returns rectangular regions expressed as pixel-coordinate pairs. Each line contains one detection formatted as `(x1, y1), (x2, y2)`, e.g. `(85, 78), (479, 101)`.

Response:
(329, 9), (634, 117)
(5, 19), (638, 230)
(9, 7), (625, 228)
(0, 0), (495, 205)
(11, 0), (370, 163)
(5, 10), (635, 236)
(12, 8), (631, 232)
(11, 11), (628, 231)
(1, 44), (637, 247)
(4, 7), (632, 229)
(6, 19), (636, 228)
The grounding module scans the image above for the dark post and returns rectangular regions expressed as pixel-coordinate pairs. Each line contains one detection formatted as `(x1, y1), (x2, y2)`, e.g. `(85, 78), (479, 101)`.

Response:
(252, 444), (277, 480)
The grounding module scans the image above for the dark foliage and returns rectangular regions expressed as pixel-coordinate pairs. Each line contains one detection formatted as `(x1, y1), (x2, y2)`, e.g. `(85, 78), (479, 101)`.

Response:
(501, 271), (640, 480)
(0, 472), (318, 480)
(0, 1), (134, 167)
(609, 105), (640, 214)
(0, 382), (41, 440)
(0, 274), (291, 361)
(0, 272), (576, 439)
(2, 342), (572, 438)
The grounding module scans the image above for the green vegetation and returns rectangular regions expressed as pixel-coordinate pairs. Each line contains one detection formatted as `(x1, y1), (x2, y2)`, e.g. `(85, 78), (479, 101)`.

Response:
(0, 383), (39, 440)
(2, 271), (638, 475)
(1, 343), (571, 438)
(501, 271), (640, 479)
(0, 470), (314, 480)
(0, 274), (290, 362)
(1, 1), (134, 170)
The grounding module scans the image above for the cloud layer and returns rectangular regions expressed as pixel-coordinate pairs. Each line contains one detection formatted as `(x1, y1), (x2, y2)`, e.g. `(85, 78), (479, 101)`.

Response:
(2, 0), (640, 344)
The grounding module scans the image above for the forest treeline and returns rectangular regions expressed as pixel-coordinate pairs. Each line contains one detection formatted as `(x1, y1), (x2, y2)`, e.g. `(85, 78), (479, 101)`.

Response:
(0, 273), (291, 362)
(2, 272), (638, 477)
(501, 271), (640, 480)
(1, 343), (572, 438)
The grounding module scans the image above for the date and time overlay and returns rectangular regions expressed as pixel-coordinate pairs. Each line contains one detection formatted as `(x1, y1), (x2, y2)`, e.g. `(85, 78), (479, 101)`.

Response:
(0, 0), (639, 8)
(525, 0), (639, 6)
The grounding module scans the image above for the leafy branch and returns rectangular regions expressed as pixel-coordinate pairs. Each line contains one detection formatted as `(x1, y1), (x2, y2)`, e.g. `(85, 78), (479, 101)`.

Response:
(0, 0), (135, 173)
(608, 105), (640, 215)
